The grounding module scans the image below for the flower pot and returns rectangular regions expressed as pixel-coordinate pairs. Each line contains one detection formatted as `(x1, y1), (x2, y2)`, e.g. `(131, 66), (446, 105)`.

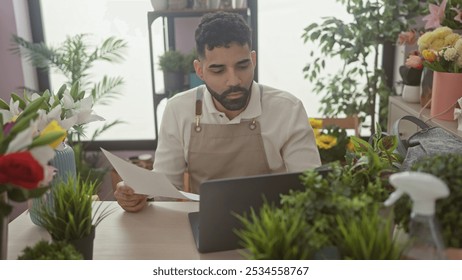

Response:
(402, 85), (420, 103)
(189, 72), (203, 88)
(164, 71), (185, 97)
(54, 226), (95, 260)
(431, 72), (462, 121)
(150, 0), (168, 10)
(67, 227), (95, 260)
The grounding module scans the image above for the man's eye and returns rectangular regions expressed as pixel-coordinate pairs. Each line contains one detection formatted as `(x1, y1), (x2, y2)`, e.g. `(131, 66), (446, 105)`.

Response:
(211, 69), (224, 73)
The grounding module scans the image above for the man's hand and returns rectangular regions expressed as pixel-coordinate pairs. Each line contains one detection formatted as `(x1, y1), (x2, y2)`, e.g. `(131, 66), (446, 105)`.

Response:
(114, 181), (148, 212)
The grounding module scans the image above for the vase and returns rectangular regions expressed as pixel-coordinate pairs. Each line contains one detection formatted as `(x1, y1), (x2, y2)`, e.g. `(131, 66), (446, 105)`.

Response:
(420, 68), (433, 108)
(150, 0), (168, 10)
(0, 192), (8, 260)
(402, 85), (420, 103)
(30, 142), (77, 226)
(431, 72), (462, 121)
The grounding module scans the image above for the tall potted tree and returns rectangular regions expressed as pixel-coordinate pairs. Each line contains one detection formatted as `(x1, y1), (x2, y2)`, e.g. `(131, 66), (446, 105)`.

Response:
(12, 34), (128, 189)
(302, 0), (425, 135)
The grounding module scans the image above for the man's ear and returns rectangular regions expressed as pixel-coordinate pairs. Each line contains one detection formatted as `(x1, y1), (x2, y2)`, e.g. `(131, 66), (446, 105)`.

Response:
(193, 59), (204, 80)
(251, 50), (257, 67)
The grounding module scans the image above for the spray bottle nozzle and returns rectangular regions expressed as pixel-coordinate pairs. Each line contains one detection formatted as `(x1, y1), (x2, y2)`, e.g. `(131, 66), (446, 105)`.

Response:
(384, 171), (449, 216)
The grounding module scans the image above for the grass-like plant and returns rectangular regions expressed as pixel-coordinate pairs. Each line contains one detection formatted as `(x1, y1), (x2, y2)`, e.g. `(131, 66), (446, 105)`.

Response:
(31, 175), (114, 241)
(334, 205), (406, 260)
(18, 240), (83, 260)
(234, 202), (314, 260)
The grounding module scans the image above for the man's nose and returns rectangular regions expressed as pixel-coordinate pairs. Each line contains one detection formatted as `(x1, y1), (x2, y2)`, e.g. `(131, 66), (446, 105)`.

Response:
(226, 69), (241, 86)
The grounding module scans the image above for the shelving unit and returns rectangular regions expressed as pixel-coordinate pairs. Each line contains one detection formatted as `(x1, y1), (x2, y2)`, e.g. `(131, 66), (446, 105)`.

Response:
(147, 3), (258, 135)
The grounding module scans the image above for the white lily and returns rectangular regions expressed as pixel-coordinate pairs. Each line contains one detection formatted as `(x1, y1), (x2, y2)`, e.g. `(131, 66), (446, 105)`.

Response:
(0, 99), (21, 124)
(6, 120), (38, 153)
(62, 94), (105, 125)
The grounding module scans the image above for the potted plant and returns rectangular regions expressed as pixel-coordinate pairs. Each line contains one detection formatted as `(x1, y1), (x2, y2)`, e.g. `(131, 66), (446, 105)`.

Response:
(30, 175), (114, 260)
(301, 0), (425, 135)
(183, 49), (203, 89)
(12, 33), (127, 189)
(394, 153), (462, 259)
(235, 129), (406, 259)
(158, 50), (186, 96)
(17, 240), (83, 260)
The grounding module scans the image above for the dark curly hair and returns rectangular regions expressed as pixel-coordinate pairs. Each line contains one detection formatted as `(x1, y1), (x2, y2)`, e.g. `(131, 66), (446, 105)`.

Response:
(195, 11), (252, 58)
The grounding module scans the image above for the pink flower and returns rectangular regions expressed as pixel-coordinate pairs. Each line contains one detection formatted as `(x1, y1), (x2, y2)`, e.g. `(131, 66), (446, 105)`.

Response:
(398, 30), (418, 45)
(422, 0), (448, 30)
(405, 54), (424, 70)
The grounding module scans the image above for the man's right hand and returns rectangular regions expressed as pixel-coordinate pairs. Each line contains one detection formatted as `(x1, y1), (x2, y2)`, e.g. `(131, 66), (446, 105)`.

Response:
(114, 181), (148, 212)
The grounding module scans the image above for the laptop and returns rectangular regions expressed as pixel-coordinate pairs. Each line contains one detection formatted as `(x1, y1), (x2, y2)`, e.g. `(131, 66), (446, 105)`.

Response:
(188, 167), (330, 253)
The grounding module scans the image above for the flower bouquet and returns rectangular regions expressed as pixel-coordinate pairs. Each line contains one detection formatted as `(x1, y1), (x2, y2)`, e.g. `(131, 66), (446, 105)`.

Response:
(0, 96), (66, 218)
(309, 118), (353, 164)
(417, 26), (462, 120)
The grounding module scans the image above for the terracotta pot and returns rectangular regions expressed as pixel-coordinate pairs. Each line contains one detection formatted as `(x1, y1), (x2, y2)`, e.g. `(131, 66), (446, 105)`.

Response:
(431, 72), (462, 121)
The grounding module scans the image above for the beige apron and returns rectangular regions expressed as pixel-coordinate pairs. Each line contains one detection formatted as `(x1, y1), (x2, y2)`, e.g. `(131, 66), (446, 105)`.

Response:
(187, 85), (272, 193)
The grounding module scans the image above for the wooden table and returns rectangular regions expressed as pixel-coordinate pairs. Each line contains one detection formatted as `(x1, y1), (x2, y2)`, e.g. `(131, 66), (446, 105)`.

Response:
(7, 201), (243, 260)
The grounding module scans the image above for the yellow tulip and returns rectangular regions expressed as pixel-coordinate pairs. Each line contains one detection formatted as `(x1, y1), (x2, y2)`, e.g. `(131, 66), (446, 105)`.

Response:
(40, 120), (67, 148)
(422, 49), (437, 63)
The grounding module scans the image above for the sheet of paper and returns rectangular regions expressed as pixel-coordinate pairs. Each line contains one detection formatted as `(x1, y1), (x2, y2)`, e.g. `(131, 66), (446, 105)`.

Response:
(101, 148), (199, 201)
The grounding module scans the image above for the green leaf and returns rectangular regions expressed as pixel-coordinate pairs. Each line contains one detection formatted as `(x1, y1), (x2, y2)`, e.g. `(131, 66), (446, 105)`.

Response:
(30, 131), (66, 148)
(0, 98), (9, 110)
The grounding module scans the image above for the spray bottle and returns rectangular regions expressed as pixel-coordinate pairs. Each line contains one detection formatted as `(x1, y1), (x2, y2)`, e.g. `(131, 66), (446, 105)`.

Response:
(384, 171), (449, 260)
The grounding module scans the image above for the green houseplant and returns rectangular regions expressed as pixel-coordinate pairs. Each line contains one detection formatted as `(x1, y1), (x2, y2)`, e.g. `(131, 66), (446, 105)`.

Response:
(18, 240), (83, 260)
(30, 175), (114, 259)
(394, 153), (462, 254)
(12, 33), (128, 189)
(158, 50), (186, 96)
(235, 129), (405, 259)
(301, 0), (425, 135)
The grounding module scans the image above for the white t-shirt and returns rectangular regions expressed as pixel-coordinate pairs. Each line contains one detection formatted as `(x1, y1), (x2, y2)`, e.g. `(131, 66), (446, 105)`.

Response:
(153, 82), (321, 187)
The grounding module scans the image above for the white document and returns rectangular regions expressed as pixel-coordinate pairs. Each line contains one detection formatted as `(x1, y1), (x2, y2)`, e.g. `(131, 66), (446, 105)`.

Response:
(101, 148), (199, 201)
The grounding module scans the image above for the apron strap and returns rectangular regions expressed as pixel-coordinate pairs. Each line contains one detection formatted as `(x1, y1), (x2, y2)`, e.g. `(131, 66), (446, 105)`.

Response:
(194, 86), (204, 132)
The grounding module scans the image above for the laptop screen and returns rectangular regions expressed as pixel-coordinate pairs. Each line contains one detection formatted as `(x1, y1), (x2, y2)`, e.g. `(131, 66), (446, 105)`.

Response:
(188, 168), (329, 253)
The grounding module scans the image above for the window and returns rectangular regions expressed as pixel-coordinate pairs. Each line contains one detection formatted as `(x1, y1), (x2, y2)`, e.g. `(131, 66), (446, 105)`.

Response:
(31, 0), (359, 149)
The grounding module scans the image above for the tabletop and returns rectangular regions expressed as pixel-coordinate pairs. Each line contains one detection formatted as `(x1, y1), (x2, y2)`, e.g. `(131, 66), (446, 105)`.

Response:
(7, 201), (244, 260)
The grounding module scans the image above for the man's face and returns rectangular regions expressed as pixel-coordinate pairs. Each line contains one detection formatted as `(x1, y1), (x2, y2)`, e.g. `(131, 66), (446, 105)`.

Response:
(194, 42), (256, 113)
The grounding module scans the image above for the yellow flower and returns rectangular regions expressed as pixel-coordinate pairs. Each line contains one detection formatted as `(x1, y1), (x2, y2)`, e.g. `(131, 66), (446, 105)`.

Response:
(422, 49), (437, 62)
(309, 118), (323, 129)
(40, 120), (67, 148)
(445, 33), (460, 46)
(316, 134), (338, 150)
(313, 128), (321, 137)
(346, 140), (354, 151)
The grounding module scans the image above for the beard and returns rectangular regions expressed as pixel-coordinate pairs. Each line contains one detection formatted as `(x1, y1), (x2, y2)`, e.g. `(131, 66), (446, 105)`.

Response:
(206, 84), (252, 111)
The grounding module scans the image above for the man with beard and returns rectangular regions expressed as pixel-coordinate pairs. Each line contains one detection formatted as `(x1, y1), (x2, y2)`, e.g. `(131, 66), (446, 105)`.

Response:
(115, 11), (321, 212)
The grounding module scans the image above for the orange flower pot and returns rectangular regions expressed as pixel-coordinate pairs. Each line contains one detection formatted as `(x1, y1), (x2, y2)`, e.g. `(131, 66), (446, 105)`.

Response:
(431, 72), (462, 121)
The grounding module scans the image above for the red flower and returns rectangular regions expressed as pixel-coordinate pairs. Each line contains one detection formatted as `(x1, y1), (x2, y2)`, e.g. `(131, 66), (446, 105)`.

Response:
(0, 152), (44, 189)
